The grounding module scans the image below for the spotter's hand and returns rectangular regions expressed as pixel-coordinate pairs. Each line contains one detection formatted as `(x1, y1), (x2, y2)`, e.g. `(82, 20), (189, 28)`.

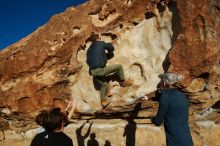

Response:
(141, 96), (149, 100)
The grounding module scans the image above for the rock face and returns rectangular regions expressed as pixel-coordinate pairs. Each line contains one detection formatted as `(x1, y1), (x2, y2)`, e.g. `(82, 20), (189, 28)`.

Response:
(0, 0), (173, 114)
(0, 0), (219, 145)
(169, 0), (220, 112)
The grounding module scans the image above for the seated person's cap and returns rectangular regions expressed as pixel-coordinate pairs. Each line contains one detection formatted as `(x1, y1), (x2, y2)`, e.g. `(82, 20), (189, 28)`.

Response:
(158, 73), (183, 85)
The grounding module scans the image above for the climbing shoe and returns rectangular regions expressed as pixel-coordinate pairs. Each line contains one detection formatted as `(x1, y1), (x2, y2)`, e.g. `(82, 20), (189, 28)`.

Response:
(101, 97), (112, 107)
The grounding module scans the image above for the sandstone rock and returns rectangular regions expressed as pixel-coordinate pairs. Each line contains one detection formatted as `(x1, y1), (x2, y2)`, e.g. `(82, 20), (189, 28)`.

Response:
(193, 121), (220, 146)
(170, 0), (220, 82)
(0, 120), (220, 146)
(0, 131), (4, 141)
(185, 78), (207, 93)
(4, 130), (22, 140)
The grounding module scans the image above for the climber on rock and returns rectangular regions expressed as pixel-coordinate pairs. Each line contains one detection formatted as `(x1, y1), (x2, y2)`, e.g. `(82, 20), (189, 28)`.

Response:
(86, 33), (133, 107)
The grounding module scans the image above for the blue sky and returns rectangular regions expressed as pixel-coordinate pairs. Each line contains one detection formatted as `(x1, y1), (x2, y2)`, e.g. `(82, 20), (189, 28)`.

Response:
(0, 0), (86, 50)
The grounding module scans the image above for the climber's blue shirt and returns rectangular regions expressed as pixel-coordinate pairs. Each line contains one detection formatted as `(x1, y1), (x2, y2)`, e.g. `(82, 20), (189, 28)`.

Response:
(86, 41), (114, 70)
(152, 88), (193, 146)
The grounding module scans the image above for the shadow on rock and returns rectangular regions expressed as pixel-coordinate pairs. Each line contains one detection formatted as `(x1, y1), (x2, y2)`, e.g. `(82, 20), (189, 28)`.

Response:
(87, 133), (99, 146)
(76, 122), (93, 146)
(123, 103), (141, 146)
